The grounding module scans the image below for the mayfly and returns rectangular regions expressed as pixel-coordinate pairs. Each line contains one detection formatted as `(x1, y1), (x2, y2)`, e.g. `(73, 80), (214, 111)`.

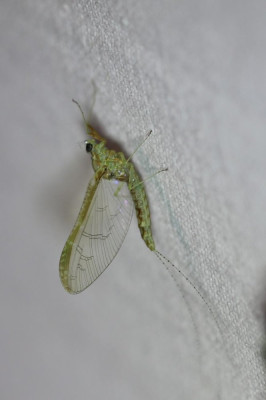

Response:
(59, 100), (168, 294)
(59, 100), (212, 316)
(59, 101), (227, 398)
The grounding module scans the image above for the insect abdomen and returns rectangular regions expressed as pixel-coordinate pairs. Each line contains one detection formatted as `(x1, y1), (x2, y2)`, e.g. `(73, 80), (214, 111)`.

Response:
(128, 167), (155, 251)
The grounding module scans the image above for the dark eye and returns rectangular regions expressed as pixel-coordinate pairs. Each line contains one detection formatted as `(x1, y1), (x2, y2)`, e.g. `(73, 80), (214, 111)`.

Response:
(86, 142), (93, 153)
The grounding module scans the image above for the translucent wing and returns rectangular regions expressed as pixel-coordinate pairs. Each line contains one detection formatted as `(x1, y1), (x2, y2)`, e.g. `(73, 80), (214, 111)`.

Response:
(59, 175), (134, 294)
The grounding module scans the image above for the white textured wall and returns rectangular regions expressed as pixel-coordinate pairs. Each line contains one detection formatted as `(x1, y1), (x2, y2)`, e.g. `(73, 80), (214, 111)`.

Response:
(1, 1), (266, 399)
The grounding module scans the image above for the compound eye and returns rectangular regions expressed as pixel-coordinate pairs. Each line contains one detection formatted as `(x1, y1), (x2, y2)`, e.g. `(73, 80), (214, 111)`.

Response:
(86, 142), (93, 153)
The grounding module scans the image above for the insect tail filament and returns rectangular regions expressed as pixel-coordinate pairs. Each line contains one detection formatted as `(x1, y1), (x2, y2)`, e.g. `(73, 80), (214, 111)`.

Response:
(154, 250), (226, 349)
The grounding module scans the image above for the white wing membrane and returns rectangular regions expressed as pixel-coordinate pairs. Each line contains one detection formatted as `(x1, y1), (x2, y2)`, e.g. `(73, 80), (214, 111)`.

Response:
(68, 179), (133, 293)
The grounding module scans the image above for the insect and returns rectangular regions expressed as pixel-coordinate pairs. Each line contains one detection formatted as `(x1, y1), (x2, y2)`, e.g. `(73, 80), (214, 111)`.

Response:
(59, 102), (228, 398)
(59, 99), (216, 321)
(59, 99), (168, 294)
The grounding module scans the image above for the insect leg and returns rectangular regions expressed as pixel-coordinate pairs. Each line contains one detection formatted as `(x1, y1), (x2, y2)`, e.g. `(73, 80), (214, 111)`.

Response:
(129, 168), (168, 191)
(126, 130), (152, 163)
(113, 182), (124, 197)
(114, 167), (167, 197)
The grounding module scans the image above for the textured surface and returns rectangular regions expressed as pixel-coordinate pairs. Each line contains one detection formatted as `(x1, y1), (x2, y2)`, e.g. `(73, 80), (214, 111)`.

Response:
(1, 1), (266, 399)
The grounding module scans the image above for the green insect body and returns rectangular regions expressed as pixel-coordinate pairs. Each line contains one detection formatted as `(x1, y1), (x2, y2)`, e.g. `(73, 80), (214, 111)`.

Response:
(59, 100), (226, 388)
(59, 101), (224, 368)
(128, 167), (155, 251)
(88, 137), (155, 251)
(59, 117), (155, 294)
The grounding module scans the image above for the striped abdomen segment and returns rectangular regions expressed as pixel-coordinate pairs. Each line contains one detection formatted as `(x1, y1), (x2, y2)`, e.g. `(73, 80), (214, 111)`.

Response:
(128, 166), (155, 251)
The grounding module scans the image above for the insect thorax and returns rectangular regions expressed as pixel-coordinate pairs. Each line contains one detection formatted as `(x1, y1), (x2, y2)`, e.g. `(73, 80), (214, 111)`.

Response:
(91, 144), (129, 182)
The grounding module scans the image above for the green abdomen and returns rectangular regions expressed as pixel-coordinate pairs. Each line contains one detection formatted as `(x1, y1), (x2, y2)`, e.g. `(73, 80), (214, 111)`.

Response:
(128, 167), (155, 251)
